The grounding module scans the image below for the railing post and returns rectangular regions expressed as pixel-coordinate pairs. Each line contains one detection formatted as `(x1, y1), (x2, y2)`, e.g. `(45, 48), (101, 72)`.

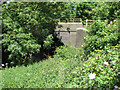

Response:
(80, 18), (82, 24)
(73, 18), (74, 22)
(59, 19), (60, 23)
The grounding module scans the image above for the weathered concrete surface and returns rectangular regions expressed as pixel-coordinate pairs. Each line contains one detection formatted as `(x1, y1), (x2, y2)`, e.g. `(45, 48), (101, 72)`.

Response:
(76, 28), (88, 47)
(56, 22), (83, 31)
(70, 31), (76, 47)
(55, 23), (87, 47)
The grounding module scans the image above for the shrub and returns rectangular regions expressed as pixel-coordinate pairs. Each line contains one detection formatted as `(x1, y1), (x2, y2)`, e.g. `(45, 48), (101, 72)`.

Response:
(43, 34), (54, 50)
(71, 45), (120, 89)
(83, 20), (119, 56)
(2, 33), (41, 66)
(66, 19), (120, 88)
(2, 2), (60, 66)
(53, 44), (83, 60)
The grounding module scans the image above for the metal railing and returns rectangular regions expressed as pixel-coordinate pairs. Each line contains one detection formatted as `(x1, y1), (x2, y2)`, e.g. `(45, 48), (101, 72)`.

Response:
(58, 18), (82, 23)
(85, 19), (105, 26)
(58, 18), (106, 26)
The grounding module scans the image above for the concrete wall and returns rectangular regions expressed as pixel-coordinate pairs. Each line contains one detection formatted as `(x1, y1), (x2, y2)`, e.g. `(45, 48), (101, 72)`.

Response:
(76, 28), (87, 47)
(55, 22), (87, 47)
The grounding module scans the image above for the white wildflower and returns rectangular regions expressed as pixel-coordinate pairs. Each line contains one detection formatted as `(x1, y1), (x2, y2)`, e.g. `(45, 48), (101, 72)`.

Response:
(104, 61), (109, 65)
(89, 73), (96, 79)
(2, 64), (4, 66)
(112, 61), (115, 64)
(5, 63), (8, 66)
(105, 46), (106, 48)
(7, 1), (10, 4)
(113, 20), (116, 22)
(114, 85), (118, 88)
(96, 56), (98, 59)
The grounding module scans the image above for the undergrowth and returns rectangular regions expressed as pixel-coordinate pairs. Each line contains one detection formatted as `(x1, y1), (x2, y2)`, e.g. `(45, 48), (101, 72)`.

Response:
(1, 20), (120, 89)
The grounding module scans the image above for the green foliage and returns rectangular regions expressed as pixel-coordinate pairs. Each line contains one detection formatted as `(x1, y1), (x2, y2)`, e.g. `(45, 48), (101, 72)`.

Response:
(2, 43), (119, 88)
(2, 45), (82, 88)
(91, 2), (119, 21)
(68, 19), (120, 89)
(43, 34), (54, 50)
(2, 2), (64, 66)
(60, 3), (76, 21)
(71, 45), (120, 88)
(54, 44), (82, 60)
(75, 2), (97, 20)
(2, 2), (120, 89)
(2, 32), (41, 65)
(59, 2), (119, 23)
(83, 20), (119, 55)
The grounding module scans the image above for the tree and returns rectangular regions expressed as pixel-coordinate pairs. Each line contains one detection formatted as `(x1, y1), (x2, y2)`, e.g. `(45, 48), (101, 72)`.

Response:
(2, 2), (65, 66)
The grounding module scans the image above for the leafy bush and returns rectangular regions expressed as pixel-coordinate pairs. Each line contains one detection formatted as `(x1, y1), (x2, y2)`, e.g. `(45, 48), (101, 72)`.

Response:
(71, 45), (120, 89)
(2, 2), (61, 66)
(43, 34), (54, 50)
(83, 20), (119, 56)
(68, 19), (120, 89)
(2, 33), (41, 65)
(53, 44), (83, 60)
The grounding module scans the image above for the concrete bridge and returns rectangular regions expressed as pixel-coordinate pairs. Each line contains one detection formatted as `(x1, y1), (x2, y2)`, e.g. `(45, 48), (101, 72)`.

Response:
(55, 22), (87, 47)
